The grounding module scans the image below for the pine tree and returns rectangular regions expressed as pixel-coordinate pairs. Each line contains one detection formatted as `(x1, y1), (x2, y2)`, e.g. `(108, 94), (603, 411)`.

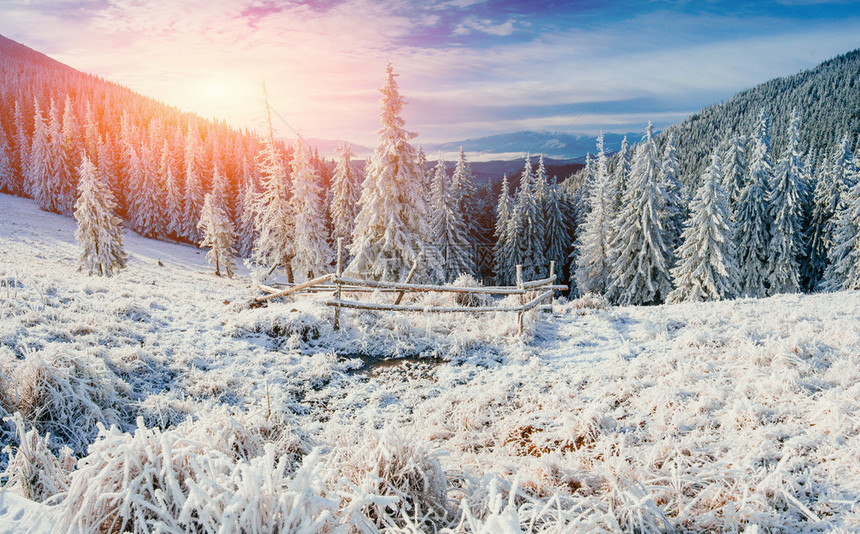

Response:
(668, 152), (739, 302)
(660, 132), (686, 257)
(58, 95), (81, 214)
(607, 123), (674, 306)
(0, 126), (13, 193)
(544, 178), (571, 283)
(290, 138), (334, 281)
(512, 155), (547, 281)
(575, 133), (615, 295)
(330, 144), (361, 249)
(799, 150), (819, 291)
(182, 128), (205, 243)
(74, 154), (126, 276)
(431, 153), (474, 281)
(13, 101), (29, 196)
(822, 144), (860, 291)
(235, 155), (259, 257)
(766, 108), (804, 295)
(348, 62), (437, 282)
(721, 135), (747, 210)
(612, 136), (631, 207)
(253, 90), (295, 281)
(197, 192), (236, 277)
(735, 108), (773, 298)
(129, 142), (163, 238)
(493, 174), (514, 285)
(29, 99), (54, 211)
(451, 146), (479, 250)
(46, 98), (71, 214)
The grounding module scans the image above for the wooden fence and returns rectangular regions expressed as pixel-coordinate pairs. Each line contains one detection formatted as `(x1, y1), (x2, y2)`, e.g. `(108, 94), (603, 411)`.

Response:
(256, 238), (567, 335)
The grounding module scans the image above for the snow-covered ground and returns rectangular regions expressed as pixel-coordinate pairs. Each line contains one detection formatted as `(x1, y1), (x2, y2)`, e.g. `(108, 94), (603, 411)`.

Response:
(1, 191), (859, 533)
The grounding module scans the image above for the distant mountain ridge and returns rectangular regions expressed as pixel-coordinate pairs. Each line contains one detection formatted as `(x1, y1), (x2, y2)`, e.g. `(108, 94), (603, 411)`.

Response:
(425, 131), (636, 161)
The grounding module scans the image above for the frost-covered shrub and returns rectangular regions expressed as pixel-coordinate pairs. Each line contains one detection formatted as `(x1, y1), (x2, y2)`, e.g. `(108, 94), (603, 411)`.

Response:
(331, 429), (451, 530)
(57, 417), (336, 534)
(13, 351), (133, 455)
(227, 307), (326, 343)
(1, 413), (75, 503)
(567, 292), (609, 313)
(452, 273), (493, 308)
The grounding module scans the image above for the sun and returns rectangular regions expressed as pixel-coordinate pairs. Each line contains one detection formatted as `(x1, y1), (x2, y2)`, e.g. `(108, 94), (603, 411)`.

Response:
(175, 75), (256, 125)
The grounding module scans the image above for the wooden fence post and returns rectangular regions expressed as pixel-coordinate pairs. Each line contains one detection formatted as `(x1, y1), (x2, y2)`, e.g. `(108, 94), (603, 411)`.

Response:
(516, 264), (523, 336)
(334, 238), (343, 330)
(548, 261), (555, 313)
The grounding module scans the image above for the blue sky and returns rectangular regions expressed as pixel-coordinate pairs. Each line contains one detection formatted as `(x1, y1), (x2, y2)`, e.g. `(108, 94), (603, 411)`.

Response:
(1, 0), (859, 146)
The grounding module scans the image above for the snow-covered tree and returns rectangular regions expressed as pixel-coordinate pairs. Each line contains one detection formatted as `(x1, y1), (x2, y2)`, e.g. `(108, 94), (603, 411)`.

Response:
(575, 133), (615, 295)
(766, 108), (804, 295)
(128, 142), (163, 238)
(58, 95), (81, 214)
(612, 136), (631, 207)
(607, 123), (674, 306)
(822, 143), (860, 291)
(290, 138), (334, 281)
(668, 152), (739, 303)
(182, 128), (205, 243)
(735, 109), (773, 298)
(13, 101), (29, 196)
(253, 93), (294, 281)
(197, 192), (236, 277)
(493, 174), (514, 285)
(348, 62), (437, 282)
(0, 126), (13, 193)
(544, 178), (571, 282)
(74, 154), (126, 276)
(431, 153), (474, 281)
(660, 132), (686, 256)
(235, 155), (259, 258)
(330, 144), (361, 249)
(29, 99), (54, 211)
(721, 135), (747, 210)
(512, 155), (547, 281)
(451, 146), (479, 248)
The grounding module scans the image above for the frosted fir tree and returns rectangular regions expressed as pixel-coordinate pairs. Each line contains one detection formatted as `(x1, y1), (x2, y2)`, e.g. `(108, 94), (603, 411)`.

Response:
(822, 151), (860, 291)
(721, 135), (747, 210)
(47, 98), (75, 215)
(766, 108), (804, 295)
(290, 138), (334, 281)
(13, 101), (30, 196)
(493, 174), (514, 284)
(129, 143), (163, 238)
(660, 132), (686, 256)
(612, 136), (631, 206)
(253, 89), (295, 281)
(735, 108), (773, 298)
(182, 128), (205, 243)
(0, 127), (13, 193)
(668, 152), (739, 303)
(159, 140), (183, 238)
(512, 155), (547, 280)
(607, 123), (674, 306)
(451, 146), (480, 248)
(807, 135), (854, 290)
(330, 144), (361, 249)
(74, 154), (126, 277)
(575, 133), (615, 295)
(431, 154), (474, 282)
(58, 95), (81, 214)
(799, 150), (820, 291)
(235, 155), (259, 258)
(544, 178), (571, 282)
(29, 99), (55, 211)
(197, 192), (236, 277)
(348, 62), (438, 282)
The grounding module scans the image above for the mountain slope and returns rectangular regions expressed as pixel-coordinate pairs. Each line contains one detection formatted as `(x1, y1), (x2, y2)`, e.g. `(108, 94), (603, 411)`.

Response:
(666, 48), (860, 181)
(426, 130), (636, 160)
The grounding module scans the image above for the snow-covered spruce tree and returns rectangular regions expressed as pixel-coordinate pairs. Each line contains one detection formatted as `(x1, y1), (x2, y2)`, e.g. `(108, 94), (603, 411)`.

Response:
(58, 95), (81, 215)
(330, 143), (361, 251)
(128, 142), (163, 238)
(766, 108), (805, 295)
(348, 62), (438, 282)
(612, 135), (631, 207)
(46, 98), (69, 213)
(29, 99), (55, 211)
(575, 133), (615, 296)
(236, 157), (259, 258)
(197, 192), (236, 277)
(493, 174), (514, 285)
(290, 138), (334, 282)
(735, 108), (773, 298)
(451, 146), (480, 254)
(253, 94), (295, 281)
(159, 141), (183, 239)
(431, 153), (474, 282)
(607, 123), (674, 306)
(182, 128), (205, 243)
(799, 150), (819, 291)
(74, 154), (126, 276)
(660, 132), (686, 256)
(13, 101), (30, 196)
(721, 135), (747, 211)
(512, 155), (547, 281)
(668, 152), (739, 303)
(544, 178), (571, 283)
(822, 150), (860, 291)
(0, 126), (13, 193)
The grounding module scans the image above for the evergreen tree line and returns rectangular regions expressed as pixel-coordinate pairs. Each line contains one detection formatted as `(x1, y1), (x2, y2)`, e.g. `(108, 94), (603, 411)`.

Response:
(571, 109), (860, 306)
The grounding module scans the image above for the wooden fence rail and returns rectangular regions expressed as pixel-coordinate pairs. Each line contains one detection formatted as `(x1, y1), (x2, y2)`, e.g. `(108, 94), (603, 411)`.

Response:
(256, 238), (567, 335)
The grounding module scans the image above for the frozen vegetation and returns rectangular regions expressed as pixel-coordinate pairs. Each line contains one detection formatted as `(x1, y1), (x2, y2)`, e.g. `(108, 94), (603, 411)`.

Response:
(2, 192), (860, 533)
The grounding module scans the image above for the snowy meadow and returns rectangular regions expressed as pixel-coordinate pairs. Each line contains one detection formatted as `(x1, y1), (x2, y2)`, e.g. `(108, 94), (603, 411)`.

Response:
(2, 192), (860, 533)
